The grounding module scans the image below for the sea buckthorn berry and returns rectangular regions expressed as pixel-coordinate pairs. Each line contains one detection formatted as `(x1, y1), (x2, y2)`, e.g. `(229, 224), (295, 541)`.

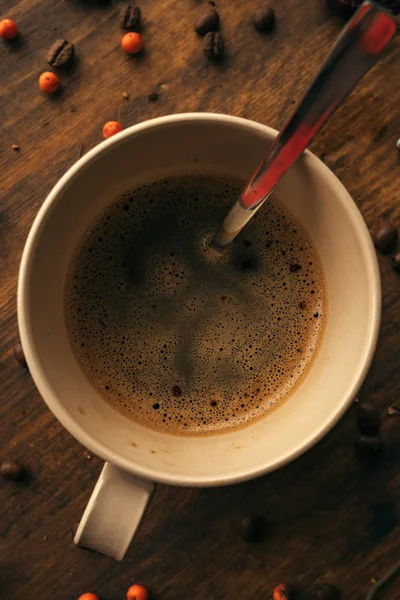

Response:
(0, 19), (18, 40)
(39, 71), (60, 94)
(121, 32), (143, 54)
(273, 584), (290, 600)
(126, 584), (149, 600)
(102, 121), (123, 139)
(78, 594), (100, 600)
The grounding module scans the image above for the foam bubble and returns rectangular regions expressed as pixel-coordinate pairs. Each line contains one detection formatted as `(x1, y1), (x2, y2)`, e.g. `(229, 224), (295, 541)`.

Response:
(65, 175), (326, 436)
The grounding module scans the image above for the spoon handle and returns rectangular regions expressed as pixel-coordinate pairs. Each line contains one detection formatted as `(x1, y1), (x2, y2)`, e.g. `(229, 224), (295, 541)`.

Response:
(212, 1), (397, 250)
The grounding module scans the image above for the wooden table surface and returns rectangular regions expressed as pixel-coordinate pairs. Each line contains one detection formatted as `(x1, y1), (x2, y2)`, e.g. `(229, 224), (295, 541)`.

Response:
(1, 0), (400, 598)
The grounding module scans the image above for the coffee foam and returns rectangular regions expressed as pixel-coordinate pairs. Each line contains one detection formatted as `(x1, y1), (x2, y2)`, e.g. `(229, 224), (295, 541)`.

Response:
(65, 175), (326, 436)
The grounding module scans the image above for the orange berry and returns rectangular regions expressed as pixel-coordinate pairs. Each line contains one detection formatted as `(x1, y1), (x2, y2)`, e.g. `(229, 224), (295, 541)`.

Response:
(0, 19), (18, 40)
(121, 32), (143, 55)
(39, 71), (60, 94)
(273, 583), (290, 600)
(102, 121), (123, 139)
(126, 584), (149, 600)
(78, 594), (100, 600)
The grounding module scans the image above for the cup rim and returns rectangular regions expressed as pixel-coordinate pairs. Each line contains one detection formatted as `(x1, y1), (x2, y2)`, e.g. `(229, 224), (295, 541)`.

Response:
(18, 112), (381, 487)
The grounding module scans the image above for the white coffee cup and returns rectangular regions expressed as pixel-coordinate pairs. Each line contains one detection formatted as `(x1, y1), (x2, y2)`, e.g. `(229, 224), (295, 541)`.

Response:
(18, 113), (380, 560)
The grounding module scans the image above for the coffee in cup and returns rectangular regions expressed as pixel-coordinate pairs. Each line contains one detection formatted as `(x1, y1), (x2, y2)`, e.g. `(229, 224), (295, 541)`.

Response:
(65, 173), (326, 437)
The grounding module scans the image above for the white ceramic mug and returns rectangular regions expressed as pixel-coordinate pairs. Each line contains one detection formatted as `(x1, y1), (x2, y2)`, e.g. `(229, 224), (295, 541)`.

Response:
(18, 113), (381, 560)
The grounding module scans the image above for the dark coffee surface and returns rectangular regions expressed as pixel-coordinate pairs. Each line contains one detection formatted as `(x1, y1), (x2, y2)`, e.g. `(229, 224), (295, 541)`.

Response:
(65, 174), (326, 436)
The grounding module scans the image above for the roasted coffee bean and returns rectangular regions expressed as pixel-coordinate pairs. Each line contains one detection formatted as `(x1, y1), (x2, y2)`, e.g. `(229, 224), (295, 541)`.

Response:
(13, 342), (28, 369)
(314, 583), (340, 600)
(47, 39), (75, 68)
(195, 8), (220, 36)
(356, 402), (381, 436)
(253, 6), (275, 32)
(203, 31), (224, 59)
(240, 514), (268, 542)
(355, 434), (382, 459)
(0, 460), (25, 481)
(120, 5), (141, 29)
(392, 253), (400, 272)
(373, 223), (398, 253)
(148, 90), (159, 101)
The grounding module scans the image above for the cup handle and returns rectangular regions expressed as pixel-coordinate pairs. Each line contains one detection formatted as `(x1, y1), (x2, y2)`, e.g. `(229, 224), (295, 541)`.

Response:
(74, 462), (155, 560)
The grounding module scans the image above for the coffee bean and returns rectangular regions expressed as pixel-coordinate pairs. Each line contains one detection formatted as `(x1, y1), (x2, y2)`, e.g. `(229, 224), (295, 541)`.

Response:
(0, 460), (25, 481)
(195, 8), (220, 36)
(392, 253), (400, 272)
(120, 5), (141, 30)
(148, 90), (159, 101)
(290, 263), (301, 272)
(373, 223), (398, 253)
(355, 434), (382, 459)
(356, 402), (381, 436)
(13, 342), (28, 369)
(314, 584), (340, 600)
(203, 31), (224, 59)
(47, 39), (75, 68)
(240, 514), (268, 542)
(253, 6), (275, 32)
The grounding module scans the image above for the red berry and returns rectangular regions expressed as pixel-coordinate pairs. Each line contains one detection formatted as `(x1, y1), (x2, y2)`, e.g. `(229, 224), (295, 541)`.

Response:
(39, 72), (60, 94)
(273, 584), (291, 600)
(121, 32), (143, 54)
(0, 19), (18, 40)
(126, 584), (149, 600)
(102, 121), (123, 139)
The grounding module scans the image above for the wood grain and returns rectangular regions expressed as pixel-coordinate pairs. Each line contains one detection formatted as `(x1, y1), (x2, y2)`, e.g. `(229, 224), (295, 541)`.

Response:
(1, 0), (400, 598)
